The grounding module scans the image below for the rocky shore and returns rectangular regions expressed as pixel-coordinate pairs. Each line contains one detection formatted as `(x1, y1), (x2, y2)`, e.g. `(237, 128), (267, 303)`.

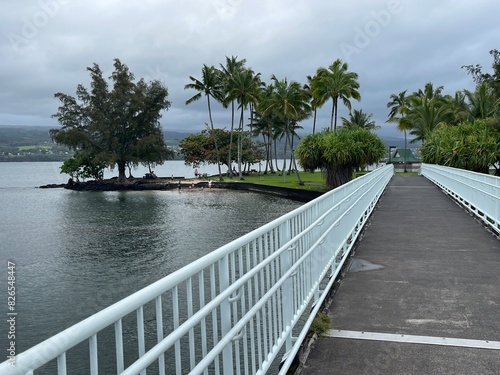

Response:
(39, 177), (323, 202)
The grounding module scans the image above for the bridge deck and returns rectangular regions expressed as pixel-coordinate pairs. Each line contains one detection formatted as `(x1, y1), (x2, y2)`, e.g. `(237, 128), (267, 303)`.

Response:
(302, 175), (500, 375)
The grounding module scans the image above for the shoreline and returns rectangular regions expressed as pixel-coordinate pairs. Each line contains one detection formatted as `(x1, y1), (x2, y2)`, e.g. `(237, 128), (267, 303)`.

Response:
(39, 177), (324, 202)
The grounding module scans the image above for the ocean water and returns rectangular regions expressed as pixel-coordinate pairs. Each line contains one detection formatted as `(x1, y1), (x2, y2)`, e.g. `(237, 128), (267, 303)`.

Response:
(0, 162), (302, 373)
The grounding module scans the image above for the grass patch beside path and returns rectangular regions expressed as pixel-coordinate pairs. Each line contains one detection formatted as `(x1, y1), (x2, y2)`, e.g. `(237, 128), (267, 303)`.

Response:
(395, 171), (418, 176)
(209, 168), (418, 193)
(222, 171), (328, 192)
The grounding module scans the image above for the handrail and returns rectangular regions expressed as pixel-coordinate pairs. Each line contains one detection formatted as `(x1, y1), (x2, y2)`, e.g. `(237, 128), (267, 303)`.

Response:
(1, 164), (394, 375)
(420, 164), (500, 235)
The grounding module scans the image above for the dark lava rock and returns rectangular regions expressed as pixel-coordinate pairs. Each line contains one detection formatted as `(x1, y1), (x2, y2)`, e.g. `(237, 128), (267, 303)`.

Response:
(38, 183), (66, 189)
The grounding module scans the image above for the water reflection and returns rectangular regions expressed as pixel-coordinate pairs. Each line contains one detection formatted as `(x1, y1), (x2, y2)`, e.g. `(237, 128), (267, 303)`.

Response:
(3, 186), (301, 373)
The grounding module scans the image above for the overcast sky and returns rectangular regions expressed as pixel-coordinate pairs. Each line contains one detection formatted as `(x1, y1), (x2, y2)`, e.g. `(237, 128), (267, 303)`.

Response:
(1, 0), (498, 139)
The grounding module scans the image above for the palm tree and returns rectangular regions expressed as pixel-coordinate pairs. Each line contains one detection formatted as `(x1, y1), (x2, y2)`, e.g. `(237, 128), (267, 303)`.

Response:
(304, 75), (322, 134)
(413, 82), (444, 101)
(443, 91), (470, 125)
(185, 65), (224, 180)
(219, 56), (247, 176)
(406, 83), (451, 142)
(225, 68), (263, 179)
(251, 109), (275, 174)
(386, 90), (411, 172)
(406, 94), (451, 142)
(464, 82), (499, 119)
(260, 75), (311, 184)
(287, 120), (304, 174)
(311, 59), (361, 131)
(341, 109), (379, 131)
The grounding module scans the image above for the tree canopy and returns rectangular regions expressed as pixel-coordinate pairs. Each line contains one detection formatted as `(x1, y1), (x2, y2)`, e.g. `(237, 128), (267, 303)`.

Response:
(185, 64), (225, 180)
(51, 59), (172, 184)
(310, 59), (361, 131)
(386, 49), (500, 175)
(179, 128), (263, 171)
(420, 118), (500, 174)
(259, 75), (310, 183)
(183, 57), (371, 184)
(341, 109), (379, 131)
(296, 128), (385, 189)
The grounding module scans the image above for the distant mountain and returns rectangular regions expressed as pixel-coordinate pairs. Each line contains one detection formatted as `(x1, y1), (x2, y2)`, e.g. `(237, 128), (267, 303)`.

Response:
(163, 130), (191, 141)
(0, 125), (420, 162)
(0, 125), (53, 146)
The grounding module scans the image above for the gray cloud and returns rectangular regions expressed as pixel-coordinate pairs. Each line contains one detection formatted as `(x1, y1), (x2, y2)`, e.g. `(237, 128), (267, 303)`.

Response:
(1, 0), (498, 139)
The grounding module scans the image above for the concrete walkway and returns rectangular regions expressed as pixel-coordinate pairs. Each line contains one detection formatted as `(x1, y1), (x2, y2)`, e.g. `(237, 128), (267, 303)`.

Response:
(302, 176), (500, 375)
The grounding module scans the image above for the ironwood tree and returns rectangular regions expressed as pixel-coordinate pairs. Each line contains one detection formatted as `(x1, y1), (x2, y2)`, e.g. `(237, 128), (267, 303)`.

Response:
(51, 59), (172, 184)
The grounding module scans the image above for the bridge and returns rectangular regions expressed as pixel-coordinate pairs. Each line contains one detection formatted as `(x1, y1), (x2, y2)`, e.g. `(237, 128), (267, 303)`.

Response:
(1, 164), (499, 374)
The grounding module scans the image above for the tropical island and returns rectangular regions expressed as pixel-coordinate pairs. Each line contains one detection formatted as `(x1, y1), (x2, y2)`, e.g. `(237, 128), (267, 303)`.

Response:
(41, 49), (500, 193)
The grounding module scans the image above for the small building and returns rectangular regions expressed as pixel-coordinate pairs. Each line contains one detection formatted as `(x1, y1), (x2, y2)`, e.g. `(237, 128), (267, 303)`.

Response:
(387, 148), (421, 172)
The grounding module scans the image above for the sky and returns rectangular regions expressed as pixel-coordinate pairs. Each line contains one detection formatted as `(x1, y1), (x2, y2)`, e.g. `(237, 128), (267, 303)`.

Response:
(0, 0), (499, 140)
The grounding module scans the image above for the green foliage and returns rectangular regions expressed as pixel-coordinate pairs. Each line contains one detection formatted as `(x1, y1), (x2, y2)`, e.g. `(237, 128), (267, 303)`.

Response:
(462, 49), (500, 98)
(179, 129), (263, 169)
(259, 75), (311, 183)
(388, 50), (500, 146)
(464, 82), (500, 119)
(341, 108), (379, 131)
(404, 83), (452, 142)
(297, 128), (385, 189)
(51, 59), (172, 184)
(185, 64), (228, 179)
(60, 153), (106, 181)
(421, 118), (500, 174)
(310, 59), (361, 130)
(295, 132), (324, 172)
(311, 311), (331, 336)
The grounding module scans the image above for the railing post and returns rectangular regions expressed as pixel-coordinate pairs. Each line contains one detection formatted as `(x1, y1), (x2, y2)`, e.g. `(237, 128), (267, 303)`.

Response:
(279, 220), (293, 352)
(218, 254), (233, 373)
(1, 165), (401, 375)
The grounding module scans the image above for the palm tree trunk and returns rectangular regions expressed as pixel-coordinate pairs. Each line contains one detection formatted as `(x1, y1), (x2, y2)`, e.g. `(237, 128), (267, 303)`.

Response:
(262, 133), (271, 174)
(330, 100), (335, 130)
(207, 96), (223, 180)
(228, 100), (235, 177)
(404, 129), (408, 173)
(267, 125), (274, 173)
(237, 106), (244, 179)
(333, 96), (339, 131)
(313, 107), (317, 134)
(287, 132), (303, 185)
(268, 139), (274, 173)
(282, 130), (288, 183)
(273, 138), (280, 172)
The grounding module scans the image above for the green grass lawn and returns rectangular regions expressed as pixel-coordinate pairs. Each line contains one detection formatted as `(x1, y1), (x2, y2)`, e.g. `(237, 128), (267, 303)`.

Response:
(222, 170), (328, 192)
(213, 169), (420, 192)
(18, 145), (52, 151)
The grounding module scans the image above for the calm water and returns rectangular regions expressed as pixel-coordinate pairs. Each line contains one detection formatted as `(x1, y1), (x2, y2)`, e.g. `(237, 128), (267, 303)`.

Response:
(0, 162), (301, 372)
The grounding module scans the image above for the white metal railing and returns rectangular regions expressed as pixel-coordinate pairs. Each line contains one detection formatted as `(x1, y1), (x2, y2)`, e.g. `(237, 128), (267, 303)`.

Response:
(1, 165), (394, 375)
(420, 164), (500, 235)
